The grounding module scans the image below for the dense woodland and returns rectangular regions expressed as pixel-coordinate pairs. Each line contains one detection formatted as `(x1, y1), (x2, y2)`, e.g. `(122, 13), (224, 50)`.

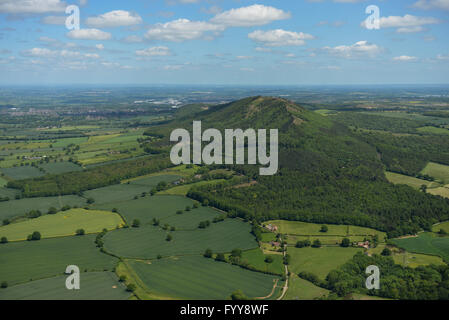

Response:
(7, 156), (172, 197)
(324, 252), (449, 300)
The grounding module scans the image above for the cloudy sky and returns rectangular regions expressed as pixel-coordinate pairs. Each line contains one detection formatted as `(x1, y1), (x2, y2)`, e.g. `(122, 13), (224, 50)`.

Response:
(0, 0), (448, 85)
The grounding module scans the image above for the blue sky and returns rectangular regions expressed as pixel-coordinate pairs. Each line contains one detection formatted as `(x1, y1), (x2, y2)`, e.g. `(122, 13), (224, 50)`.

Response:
(0, 0), (448, 85)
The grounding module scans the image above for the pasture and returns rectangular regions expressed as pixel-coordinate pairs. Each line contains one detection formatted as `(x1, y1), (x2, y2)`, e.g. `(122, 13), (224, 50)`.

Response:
(0, 235), (118, 285)
(0, 177), (6, 187)
(0, 272), (130, 300)
(433, 221), (449, 234)
(0, 208), (124, 241)
(127, 256), (279, 300)
(159, 179), (226, 196)
(129, 174), (181, 188)
(421, 162), (449, 184)
(391, 232), (449, 262)
(385, 171), (438, 190)
(265, 220), (385, 238)
(284, 274), (329, 300)
(230, 248), (284, 275)
(427, 186), (449, 199)
(0, 195), (87, 221)
(288, 247), (362, 280)
(103, 219), (258, 259)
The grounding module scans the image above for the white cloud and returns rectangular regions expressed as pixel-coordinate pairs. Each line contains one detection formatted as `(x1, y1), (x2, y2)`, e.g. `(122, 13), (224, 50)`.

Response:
(67, 29), (112, 40)
(22, 47), (57, 57)
(393, 55), (418, 62)
(248, 29), (314, 47)
(85, 10), (143, 28)
(361, 14), (440, 33)
(41, 15), (66, 25)
(323, 40), (382, 58)
(135, 46), (171, 57)
(122, 35), (143, 43)
(211, 4), (290, 27)
(84, 53), (100, 59)
(145, 19), (224, 42)
(0, 0), (66, 14)
(413, 0), (449, 10)
(436, 54), (449, 60)
(95, 44), (104, 50)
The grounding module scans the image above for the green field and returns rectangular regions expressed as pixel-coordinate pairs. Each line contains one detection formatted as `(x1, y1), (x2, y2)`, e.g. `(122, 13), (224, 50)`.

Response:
(94, 195), (197, 225)
(159, 206), (221, 230)
(104, 219), (258, 259)
(159, 179), (226, 196)
(427, 186), (449, 199)
(226, 248), (284, 275)
(0, 235), (117, 285)
(51, 137), (88, 148)
(38, 161), (83, 175)
(288, 247), (362, 280)
(417, 126), (449, 135)
(0, 208), (124, 241)
(391, 232), (449, 262)
(284, 274), (329, 300)
(0, 195), (87, 221)
(1, 166), (45, 180)
(433, 221), (449, 234)
(0, 177), (6, 187)
(0, 186), (19, 199)
(421, 162), (449, 184)
(385, 171), (438, 190)
(0, 272), (130, 300)
(84, 183), (151, 205)
(265, 220), (385, 238)
(127, 256), (279, 300)
(129, 174), (181, 187)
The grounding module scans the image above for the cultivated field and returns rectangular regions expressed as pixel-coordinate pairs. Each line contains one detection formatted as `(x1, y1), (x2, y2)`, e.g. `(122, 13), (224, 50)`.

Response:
(103, 220), (258, 259)
(226, 248), (284, 275)
(391, 232), (449, 262)
(0, 235), (117, 285)
(0, 208), (124, 241)
(1, 166), (44, 180)
(127, 256), (279, 300)
(38, 161), (83, 175)
(0, 195), (87, 221)
(0, 272), (130, 300)
(94, 195), (198, 225)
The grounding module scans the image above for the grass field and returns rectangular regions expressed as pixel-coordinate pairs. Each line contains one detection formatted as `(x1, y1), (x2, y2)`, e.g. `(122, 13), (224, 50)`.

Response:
(127, 256), (279, 300)
(417, 126), (449, 135)
(265, 220), (385, 238)
(159, 179), (226, 196)
(0, 235), (117, 285)
(427, 186), (449, 199)
(0, 208), (124, 241)
(391, 232), (449, 262)
(285, 234), (368, 246)
(0, 177), (6, 187)
(433, 221), (449, 234)
(385, 171), (438, 190)
(225, 248), (284, 275)
(104, 219), (258, 259)
(392, 250), (446, 268)
(38, 161), (83, 174)
(1, 166), (45, 180)
(94, 195), (197, 225)
(0, 195), (87, 221)
(288, 247), (362, 280)
(129, 174), (181, 188)
(159, 206), (221, 230)
(284, 274), (329, 300)
(51, 137), (88, 148)
(0, 186), (18, 199)
(421, 162), (449, 184)
(0, 272), (130, 300)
